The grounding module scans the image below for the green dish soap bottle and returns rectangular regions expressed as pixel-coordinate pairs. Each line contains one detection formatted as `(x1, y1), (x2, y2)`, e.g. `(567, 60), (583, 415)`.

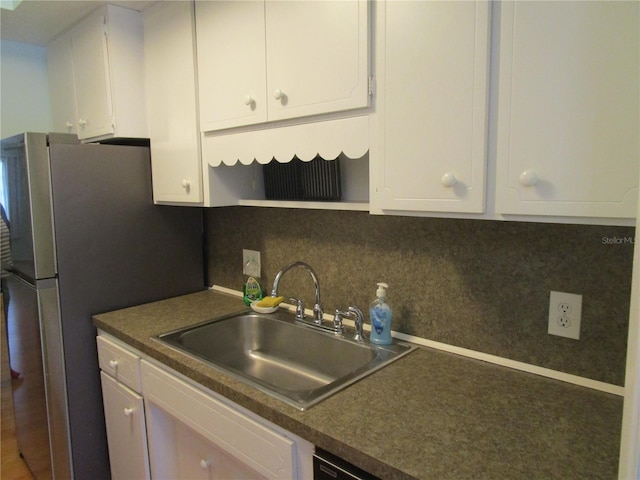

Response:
(242, 257), (263, 306)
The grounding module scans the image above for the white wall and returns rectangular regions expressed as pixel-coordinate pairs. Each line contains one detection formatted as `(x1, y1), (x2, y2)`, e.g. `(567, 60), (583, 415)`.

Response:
(619, 181), (640, 478)
(0, 40), (52, 139)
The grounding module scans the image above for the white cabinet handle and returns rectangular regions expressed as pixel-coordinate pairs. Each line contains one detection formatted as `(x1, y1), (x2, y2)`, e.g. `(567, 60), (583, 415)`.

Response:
(123, 407), (134, 417)
(200, 459), (211, 470)
(78, 118), (87, 128)
(441, 172), (458, 188)
(109, 360), (118, 369)
(65, 121), (73, 130)
(181, 179), (190, 192)
(274, 89), (285, 100)
(519, 169), (539, 187)
(244, 95), (253, 106)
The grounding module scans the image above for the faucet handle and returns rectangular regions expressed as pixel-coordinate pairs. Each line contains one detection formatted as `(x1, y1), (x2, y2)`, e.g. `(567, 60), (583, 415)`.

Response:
(289, 297), (305, 320)
(335, 307), (365, 342)
(333, 309), (347, 335)
(348, 306), (365, 343)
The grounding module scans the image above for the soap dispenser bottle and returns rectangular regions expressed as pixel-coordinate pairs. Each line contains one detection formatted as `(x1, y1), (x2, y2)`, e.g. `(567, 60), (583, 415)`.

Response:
(369, 282), (393, 345)
(243, 257), (263, 306)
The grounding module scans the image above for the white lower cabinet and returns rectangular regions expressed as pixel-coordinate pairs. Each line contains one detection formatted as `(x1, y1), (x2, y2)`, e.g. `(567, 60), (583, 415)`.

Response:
(97, 336), (150, 480)
(100, 373), (150, 480)
(97, 332), (313, 480)
(164, 411), (266, 479)
(141, 360), (313, 479)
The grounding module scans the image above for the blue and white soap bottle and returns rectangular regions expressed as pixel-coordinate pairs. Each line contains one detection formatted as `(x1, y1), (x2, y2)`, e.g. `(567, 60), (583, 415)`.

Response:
(369, 282), (393, 345)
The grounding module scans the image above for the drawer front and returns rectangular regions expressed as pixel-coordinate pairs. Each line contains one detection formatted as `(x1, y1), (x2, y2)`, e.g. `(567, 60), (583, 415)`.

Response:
(141, 360), (296, 480)
(97, 336), (142, 392)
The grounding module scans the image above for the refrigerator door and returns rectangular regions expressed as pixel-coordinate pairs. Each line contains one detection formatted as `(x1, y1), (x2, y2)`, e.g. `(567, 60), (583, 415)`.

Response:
(0, 133), (55, 282)
(48, 142), (204, 480)
(0, 133), (78, 281)
(7, 274), (72, 479)
(39, 277), (73, 480)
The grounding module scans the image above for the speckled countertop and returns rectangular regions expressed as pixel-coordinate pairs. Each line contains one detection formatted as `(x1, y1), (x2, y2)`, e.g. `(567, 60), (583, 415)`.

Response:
(93, 290), (623, 480)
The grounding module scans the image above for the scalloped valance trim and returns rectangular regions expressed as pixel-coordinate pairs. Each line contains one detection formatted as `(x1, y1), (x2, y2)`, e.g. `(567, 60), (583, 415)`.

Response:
(202, 115), (369, 167)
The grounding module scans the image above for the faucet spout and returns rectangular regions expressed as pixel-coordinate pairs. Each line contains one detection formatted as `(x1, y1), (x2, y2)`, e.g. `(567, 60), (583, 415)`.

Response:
(271, 261), (323, 323)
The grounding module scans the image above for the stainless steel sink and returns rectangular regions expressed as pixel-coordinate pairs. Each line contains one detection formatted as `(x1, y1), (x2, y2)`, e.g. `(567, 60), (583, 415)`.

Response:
(154, 310), (416, 410)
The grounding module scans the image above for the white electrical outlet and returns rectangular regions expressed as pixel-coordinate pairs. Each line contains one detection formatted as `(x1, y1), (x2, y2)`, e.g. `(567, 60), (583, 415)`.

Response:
(548, 291), (582, 340)
(242, 249), (261, 278)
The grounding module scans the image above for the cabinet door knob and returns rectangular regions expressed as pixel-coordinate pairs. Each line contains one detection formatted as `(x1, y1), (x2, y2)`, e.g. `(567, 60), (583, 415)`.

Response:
(274, 89), (285, 101)
(65, 121), (73, 130)
(244, 95), (254, 106)
(123, 407), (134, 417)
(109, 360), (118, 369)
(441, 172), (458, 188)
(181, 179), (190, 192)
(78, 118), (87, 128)
(519, 169), (539, 187)
(200, 459), (211, 470)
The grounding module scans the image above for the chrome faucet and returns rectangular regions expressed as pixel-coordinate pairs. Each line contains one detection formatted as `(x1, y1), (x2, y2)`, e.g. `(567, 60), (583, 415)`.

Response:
(271, 261), (323, 324)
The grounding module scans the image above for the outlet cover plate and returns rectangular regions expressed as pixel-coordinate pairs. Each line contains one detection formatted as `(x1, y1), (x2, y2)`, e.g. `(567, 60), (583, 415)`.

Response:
(242, 249), (261, 278)
(548, 291), (582, 340)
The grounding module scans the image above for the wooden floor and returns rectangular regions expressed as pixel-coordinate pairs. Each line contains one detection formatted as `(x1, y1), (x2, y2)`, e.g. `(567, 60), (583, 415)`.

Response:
(1, 298), (34, 480)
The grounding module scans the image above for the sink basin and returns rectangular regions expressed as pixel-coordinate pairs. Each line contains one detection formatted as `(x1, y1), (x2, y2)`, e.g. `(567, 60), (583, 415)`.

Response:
(154, 310), (416, 410)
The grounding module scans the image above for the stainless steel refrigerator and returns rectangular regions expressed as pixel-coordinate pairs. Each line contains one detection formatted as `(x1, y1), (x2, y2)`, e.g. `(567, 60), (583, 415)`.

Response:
(0, 132), (205, 479)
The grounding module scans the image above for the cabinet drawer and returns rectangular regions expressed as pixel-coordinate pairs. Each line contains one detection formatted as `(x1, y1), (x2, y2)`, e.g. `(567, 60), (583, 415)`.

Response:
(97, 336), (142, 392)
(141, 360), (296, 480)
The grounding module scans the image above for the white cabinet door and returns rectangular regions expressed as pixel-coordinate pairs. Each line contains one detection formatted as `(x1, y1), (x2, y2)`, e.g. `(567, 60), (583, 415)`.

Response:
(71, 9), (115, 140)
(174, 420), (266, 480)
(47, 4), (147, 143)
(47, 32), (77, 134)
(144, 1), (203, 204)
(196, 0), (268, 131)
(100, 372), (150, 480)
(495, 1), (639, 218)
(141, 360), (303, 480)
(373, 0), (490, 213)
(196, 0), (369, 132)
(264, 0), (370, 122)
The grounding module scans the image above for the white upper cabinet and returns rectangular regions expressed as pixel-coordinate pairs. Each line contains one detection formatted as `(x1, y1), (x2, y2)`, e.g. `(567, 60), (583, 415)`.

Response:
(47, 4), (147, 142)
(495, 1), (639, 219)
(195, 1), (268, 131)
(372, 0), (491, 214)
(263, 0), (370, 122)
(143, 1), (203, 204)
(71, 11), (115, 140)
(196, 0), (370, 132)
(48, 34), (77, 134)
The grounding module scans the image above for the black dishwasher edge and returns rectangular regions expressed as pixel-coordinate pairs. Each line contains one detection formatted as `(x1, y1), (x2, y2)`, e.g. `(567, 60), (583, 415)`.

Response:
(313, 448), (380, 480)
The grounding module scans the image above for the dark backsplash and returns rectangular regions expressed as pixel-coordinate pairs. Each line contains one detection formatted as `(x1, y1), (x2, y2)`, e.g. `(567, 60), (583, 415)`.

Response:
(205, 206), (635, 386)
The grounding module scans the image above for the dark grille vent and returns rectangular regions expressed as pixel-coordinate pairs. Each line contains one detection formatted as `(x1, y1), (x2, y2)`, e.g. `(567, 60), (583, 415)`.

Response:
(263, 156), (341, 201)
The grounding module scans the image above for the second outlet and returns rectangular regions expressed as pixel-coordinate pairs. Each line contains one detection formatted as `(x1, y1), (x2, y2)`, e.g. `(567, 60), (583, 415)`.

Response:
(242, 249), (261, 278)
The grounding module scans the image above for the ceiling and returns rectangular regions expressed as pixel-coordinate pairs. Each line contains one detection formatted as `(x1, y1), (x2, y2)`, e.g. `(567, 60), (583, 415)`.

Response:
(0, 1), (157, 46)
